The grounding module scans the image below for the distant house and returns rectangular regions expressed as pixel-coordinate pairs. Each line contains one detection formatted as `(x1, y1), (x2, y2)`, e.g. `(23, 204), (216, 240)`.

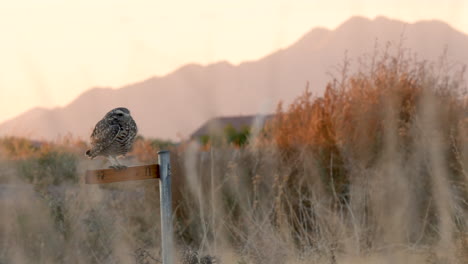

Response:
(190, 115), (274, 144)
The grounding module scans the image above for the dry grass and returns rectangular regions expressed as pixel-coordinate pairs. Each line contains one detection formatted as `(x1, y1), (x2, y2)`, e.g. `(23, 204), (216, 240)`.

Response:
(0, 48), (467, 263)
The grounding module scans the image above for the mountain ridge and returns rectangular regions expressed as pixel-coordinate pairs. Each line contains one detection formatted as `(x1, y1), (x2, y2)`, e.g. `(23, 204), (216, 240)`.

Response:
(1, 16), (467, 141)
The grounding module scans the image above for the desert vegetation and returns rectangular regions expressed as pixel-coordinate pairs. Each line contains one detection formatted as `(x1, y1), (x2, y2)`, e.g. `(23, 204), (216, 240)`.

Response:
(0, 48), (467, 263)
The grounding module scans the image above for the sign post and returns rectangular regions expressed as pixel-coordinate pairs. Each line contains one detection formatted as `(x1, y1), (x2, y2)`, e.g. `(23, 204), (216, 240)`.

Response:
(85, 151), (174, 264)
(158, 150), (173, 264)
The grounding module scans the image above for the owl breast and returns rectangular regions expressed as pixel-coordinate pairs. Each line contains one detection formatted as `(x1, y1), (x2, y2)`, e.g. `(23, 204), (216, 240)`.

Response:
(98, 119), (137, 157)
(112, 124), (136, 154)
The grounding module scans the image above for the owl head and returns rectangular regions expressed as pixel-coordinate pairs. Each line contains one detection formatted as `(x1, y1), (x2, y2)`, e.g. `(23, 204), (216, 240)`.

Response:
(106, 107), (133, 122)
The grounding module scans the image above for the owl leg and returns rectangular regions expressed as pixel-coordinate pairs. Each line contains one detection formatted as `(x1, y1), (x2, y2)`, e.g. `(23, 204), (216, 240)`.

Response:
(108, 156), (127, 170)
(107, 156), (117, 168)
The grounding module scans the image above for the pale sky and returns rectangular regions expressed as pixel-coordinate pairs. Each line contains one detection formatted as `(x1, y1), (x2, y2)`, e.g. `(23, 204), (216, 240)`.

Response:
(0, 0), (467, 124)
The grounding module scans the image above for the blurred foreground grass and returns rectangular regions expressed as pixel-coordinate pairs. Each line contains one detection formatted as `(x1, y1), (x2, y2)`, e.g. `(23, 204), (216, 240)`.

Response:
(0, 49), (467, 263)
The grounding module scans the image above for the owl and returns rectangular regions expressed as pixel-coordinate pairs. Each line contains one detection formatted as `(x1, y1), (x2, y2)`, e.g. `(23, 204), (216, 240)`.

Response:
(85, 107), (138, 169)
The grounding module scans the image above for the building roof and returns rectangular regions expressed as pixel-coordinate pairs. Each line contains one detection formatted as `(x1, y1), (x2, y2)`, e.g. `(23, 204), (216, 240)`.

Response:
(190, 114), (274, 139)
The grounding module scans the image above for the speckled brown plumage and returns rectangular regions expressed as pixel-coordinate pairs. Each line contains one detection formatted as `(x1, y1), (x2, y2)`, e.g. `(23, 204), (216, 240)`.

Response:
(85, 107), (138, 169)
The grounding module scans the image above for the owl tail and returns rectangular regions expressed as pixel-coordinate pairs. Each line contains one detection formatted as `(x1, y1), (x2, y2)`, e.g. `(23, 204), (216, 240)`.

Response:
(85, 149), (95, 159)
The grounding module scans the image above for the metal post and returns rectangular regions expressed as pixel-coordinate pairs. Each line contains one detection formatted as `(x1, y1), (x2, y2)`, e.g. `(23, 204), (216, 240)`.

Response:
(158, 150), (173, 264)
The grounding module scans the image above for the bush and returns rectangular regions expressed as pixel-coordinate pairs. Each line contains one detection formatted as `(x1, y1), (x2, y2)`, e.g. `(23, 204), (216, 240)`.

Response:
(224, 124), (250, 147)
(17, 150), (78, 185)
(262, 49), (468, 251)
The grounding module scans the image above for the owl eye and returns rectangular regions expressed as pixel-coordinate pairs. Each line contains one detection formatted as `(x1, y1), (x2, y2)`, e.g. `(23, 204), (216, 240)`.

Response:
(117, 113), (124, 117)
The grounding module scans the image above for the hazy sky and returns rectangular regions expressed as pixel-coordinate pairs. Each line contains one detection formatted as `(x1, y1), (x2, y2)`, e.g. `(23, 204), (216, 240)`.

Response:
(0, 0), (467, 124)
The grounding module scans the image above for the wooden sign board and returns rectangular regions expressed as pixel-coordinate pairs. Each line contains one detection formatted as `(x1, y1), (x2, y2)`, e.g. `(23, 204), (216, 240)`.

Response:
(85, 164), (160, 184)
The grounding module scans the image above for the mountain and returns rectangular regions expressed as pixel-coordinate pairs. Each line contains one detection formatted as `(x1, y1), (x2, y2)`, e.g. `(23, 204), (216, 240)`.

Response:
(1, 16), (467, 141)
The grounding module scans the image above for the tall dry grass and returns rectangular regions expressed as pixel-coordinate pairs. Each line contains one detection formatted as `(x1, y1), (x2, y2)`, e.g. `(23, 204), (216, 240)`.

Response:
(0, 49), (467, 264)
(174, 49), (468, 263)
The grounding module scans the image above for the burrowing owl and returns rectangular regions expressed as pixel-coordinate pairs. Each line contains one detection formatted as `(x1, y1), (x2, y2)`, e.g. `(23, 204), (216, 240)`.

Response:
(85, 107), (138, 169)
